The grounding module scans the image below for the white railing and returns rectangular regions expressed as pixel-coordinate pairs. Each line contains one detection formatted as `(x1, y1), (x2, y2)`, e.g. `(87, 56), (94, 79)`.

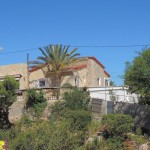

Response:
(47, 96), (57, 101)
(17, 96), (24, 101)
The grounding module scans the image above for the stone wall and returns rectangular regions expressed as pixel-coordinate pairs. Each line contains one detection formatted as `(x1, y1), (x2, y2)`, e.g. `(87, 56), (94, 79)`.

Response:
(114, 102), (150, 135)
(87, 59), (108, 87)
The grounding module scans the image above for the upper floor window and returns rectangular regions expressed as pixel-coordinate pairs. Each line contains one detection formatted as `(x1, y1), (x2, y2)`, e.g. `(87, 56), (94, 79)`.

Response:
(97, 78), (101, 86)
(104, 78), (110, 86)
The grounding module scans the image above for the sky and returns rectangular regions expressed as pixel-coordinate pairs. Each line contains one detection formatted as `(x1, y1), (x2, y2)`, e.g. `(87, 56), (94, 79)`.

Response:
(0, 0), (150, 85)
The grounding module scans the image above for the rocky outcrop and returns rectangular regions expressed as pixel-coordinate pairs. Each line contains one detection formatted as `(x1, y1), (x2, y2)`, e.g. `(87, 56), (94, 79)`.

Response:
(8, 100), (26, 124)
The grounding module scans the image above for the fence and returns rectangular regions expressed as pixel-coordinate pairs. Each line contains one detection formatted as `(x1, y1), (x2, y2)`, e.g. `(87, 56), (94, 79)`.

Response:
(91, 98), (114, 114)
(88, 86), (139, 103)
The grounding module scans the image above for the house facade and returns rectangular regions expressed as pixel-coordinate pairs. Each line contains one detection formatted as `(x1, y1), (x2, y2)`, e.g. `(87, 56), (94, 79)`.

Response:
(29, 57), (110, 89)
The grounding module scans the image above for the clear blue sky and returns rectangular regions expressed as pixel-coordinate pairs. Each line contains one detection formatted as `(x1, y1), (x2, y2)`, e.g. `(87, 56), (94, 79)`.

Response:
(0, 0), (150, 85)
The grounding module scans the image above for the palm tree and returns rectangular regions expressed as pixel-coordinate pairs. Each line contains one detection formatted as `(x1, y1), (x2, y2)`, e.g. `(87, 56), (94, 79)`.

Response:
(30, 44), (80, 98)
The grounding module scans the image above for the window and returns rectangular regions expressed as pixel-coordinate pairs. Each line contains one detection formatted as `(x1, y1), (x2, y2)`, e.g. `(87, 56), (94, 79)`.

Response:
(36, 78), (50, 88)
(74, 75), (79, 87)
(104, 78), (110, 86)
(97, 78), (101, 86)
(83, 76), (86, 83)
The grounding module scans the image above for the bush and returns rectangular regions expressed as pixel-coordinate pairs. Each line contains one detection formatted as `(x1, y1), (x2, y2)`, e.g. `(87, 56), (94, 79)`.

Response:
(88, 120), (102, 137)
(84, 137), (102, 150)
(26, 89), (47, 118)
(6, 121), (52, 150)
(0, 118), (85, 150)
(48, 121), (85, 150)
(26, 89), (46, 107)
(101, 114), (133, 139)
(50, 88), (91, 123)
(0, 76), (19, 129)
(49, 101), (65, 120)
(62, 109), (92, 131)
(63, 88), (90, 110)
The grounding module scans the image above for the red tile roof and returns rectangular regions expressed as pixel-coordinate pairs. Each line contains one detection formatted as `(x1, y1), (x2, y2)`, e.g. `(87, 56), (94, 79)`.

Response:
(29, 64), (87, 73)
(29, 66), (42, 73)
(29, 57), (110, 77)
(68, 64), (87, 70)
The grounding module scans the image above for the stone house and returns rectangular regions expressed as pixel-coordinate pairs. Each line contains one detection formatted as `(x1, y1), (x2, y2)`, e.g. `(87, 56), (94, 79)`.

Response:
(29, 57), (110, 89)
(0, 57), (110, 100)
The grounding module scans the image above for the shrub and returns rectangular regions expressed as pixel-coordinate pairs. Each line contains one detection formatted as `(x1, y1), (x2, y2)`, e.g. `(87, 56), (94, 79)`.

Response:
(84, 137), (102, 150)
(0, 76), (19, 129)
(0, 119), (85, 150)
(7, 121), (52, 150)
(26, 89), (47, 118)
(50, 88), (91, 123)
(88, 120), (102, 137)
(101, 114), (133, 139)
(63, 88), (90, 110)
(105, 137), (125, 150)
(61, 109), (92, 131)
(50, 101), (65, 120)
(26, 89), (46, 107)
(48, 121), (85, 150)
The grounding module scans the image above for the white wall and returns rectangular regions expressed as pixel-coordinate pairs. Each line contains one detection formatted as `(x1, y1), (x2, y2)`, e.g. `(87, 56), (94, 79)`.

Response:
(88, 86), (139, 103)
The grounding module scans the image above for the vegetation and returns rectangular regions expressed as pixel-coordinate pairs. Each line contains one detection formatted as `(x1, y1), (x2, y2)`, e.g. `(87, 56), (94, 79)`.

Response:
(31, 44), (80, 99)
(0, 84), (149, 149)
(101, 114), (133, 139)
(61, 109), (91, 131)
(0, 118), (84, 150)
(0, 88), (92, 149)
(26, 89), (47, 118)
(63, 88), (90, 110)
(50, 88), (92, 131)
(0, 76), (19, 129)
(110, 80), (116, 86)
(30, 44), (80, 87)
(124, 48), (150, 105)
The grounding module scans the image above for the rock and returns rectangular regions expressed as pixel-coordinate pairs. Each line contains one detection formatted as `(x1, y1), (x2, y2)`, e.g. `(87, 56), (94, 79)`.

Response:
(138, 143), (149, 150)
(123, 140), (136, 150)
(8, 100), (26, 124)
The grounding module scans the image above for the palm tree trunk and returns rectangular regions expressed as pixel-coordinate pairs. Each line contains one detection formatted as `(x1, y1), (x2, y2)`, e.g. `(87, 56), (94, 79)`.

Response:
(55, 74), (61, 100)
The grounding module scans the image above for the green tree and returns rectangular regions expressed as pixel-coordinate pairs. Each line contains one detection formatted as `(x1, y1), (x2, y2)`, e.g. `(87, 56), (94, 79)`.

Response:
(124, 48), (150, 105)
(0, 76), (19, 129)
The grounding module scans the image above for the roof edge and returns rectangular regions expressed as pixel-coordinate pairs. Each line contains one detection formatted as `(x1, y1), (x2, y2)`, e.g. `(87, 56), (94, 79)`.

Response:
(104, 70), (111, 77)
(88, 57), (105, 69)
